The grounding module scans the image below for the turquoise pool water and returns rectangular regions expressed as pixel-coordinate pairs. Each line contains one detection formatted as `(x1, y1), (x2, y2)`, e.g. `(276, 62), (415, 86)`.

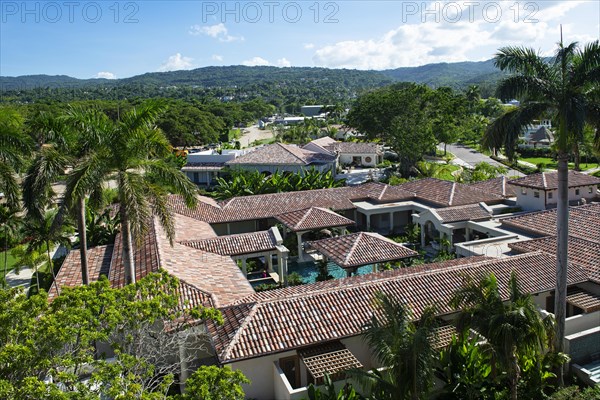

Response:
(288, 260), (373, 283)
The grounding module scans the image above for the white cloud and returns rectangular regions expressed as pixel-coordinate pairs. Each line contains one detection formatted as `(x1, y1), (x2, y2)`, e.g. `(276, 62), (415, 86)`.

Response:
(242, 56), (270, 66)
(158, 53), (194, 72)
(277, 58), (291, 67)
(95, 71), (116, 79)
(311, 1), (589, 69)
(303, 43), (315, 49)
(212, 54), (224, 62)
(189, 23), (244, 42)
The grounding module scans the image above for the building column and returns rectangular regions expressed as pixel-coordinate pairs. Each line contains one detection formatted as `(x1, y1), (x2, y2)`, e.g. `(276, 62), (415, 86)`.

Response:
(226, 223), (231, 235)
(420, 223), (426, 247)
(241, 258), (247, 276)
(389, 212), (394, 234)
(465, 227), (470, 242)
(267, 254), (274, 273)
(372, 263), (378, 273)
(282, 253), (288, 286)
(297, 232), (305, 262)
(366, 214), (371, 231)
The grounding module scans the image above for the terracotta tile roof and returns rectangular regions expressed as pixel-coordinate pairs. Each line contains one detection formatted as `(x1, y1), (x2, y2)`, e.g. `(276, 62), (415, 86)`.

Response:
(566, 288), (600, 313)
(508, 170), (600, 190)
(358, 182), (415, 203)
(509, 236), (600, 284)
(226, 143), (335, 166)
(170, 180), (500, 225)
(179, 229), (280, 256)
(434, 203), (492, 223)
(154, 221), (255, 307)
(470, 177), (517, 198)
(236, 256), (490, 304)
(327, 142), (382, 155)
(276, 207), (355, 232)
(501, 203), (600, 240)
(307, 232), (418, 269)
(209, 252), (589, 363)
(398, 178), (504, 207)
(109, 227), (161, 289)
(49, 245), (113, 300)
(310, 137), (338, 148)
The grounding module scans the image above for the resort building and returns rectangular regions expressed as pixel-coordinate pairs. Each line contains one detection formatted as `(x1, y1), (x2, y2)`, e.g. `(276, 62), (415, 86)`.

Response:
(51, 176), (600, 396)
(508, 170), (600, 211)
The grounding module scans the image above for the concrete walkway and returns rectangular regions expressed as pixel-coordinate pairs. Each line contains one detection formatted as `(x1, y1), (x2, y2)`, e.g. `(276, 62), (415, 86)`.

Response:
(440, 144), (524, 178)
(4, 266), (34, 289)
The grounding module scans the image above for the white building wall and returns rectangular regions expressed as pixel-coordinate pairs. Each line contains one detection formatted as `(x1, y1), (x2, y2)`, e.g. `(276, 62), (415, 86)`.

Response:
(339, 153), (378, 167)
(229, 350), (297, 400)
(515, 187), (546, 211)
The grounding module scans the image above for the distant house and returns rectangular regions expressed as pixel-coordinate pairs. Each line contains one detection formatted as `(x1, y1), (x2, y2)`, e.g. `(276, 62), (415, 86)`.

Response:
(520, 119), (554, 147)
(508, 170), (600, 211)
(304, 137), (383, 167)
(226, 143), (336, 175)
(182, 149), (248, 186)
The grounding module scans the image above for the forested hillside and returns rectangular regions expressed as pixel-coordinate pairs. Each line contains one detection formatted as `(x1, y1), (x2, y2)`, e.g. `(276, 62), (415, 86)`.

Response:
(0, 62), (503, 104)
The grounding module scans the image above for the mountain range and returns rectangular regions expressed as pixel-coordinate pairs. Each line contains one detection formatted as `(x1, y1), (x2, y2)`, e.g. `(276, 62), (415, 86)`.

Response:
(1, 59), (504, 92)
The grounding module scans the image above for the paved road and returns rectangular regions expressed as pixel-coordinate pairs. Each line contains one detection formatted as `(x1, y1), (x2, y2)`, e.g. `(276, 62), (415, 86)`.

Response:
(442, 144), (524, 178)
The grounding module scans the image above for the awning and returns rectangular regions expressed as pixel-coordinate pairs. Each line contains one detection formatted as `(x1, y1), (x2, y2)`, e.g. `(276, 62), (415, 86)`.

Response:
(567, 288), (600, 313)
(299, 342), (362, 382)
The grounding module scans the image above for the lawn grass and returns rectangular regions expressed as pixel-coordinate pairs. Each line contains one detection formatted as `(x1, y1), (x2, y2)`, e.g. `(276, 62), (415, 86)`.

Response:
(251, 137), (277, 146)
(438, 165), (461, 181)
(0, 250), (19, 277)
(520, 157), (599, 171)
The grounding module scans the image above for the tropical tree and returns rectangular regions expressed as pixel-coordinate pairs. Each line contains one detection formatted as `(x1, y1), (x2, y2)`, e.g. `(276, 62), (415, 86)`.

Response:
(10, 245), (49, 295)
(22, 108), (102, 286)
(414, 161), (452, 179)
(482, 39), (600, 379)
(21, 209), (72, 295)
(451, 272), (557, 400)
(352, 292), (437, 400)
(0, 205), (22, 288)
(64, 100), (198, 284)
(0, 108), (32, 209)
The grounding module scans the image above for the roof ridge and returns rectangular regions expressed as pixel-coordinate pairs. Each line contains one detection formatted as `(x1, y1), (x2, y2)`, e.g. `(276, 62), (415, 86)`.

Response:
(296, 207), (313, 229)
(541, 172), (548, 188)
(221, 302), (260, 361)
(448, 182), (456, 206)
(344, 232), (364, 266)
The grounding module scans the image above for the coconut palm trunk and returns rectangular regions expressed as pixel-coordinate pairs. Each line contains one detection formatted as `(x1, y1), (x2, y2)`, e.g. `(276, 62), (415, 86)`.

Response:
(77, 197), (89, 285)
(118, 177), (136, 285)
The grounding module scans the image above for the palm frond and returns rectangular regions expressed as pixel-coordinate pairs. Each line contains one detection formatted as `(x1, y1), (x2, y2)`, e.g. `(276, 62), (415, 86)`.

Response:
(494, 46), (550, 78)
(22, 146), (70, 219)
(142, 159), (198, 208)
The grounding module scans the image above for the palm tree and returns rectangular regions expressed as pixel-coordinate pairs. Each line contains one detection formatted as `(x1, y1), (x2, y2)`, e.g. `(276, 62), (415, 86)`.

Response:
(482, 38), (600, 379)
(0, 205), (22, 288)
(451, 272), (554, 400)
(353, 292), (437, 400)
(65, 101), (198, 284)
(22, 107), (103, 286)
(0, 109), (32, 209)
(21, 209), (72, 295)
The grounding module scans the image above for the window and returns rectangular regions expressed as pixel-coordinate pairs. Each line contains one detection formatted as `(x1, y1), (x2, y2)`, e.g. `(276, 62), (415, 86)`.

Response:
(534, 191), (540, 198)
(364, 156), (372, 163)
(548, 192), (553, 199)
(575, 189), (580, 196)
(521, 188), (527, 195)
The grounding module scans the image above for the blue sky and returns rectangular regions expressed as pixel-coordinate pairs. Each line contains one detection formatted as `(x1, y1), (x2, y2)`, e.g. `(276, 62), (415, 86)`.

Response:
(1, 1), (599, 78)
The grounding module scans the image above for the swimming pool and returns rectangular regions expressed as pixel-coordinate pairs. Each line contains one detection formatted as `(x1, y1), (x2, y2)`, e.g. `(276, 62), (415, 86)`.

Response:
(287, 260), (373, 283)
